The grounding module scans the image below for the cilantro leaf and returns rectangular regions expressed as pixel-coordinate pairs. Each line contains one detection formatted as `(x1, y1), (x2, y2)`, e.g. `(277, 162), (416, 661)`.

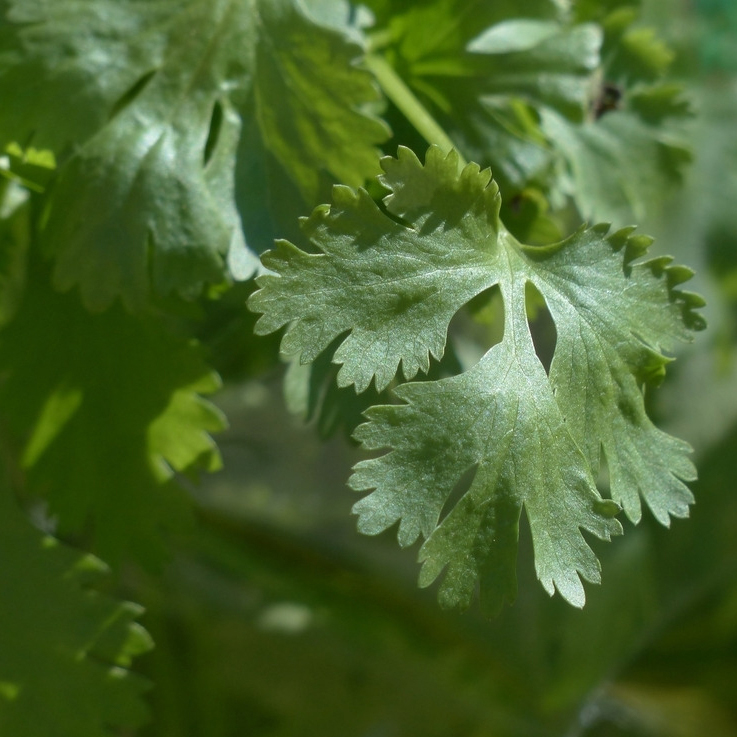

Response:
(364, 0), (562, 63)
(250, 156), (497, 393)
(540, 101), (691, 225)
(249, 145), (704, 610)
(255, 0), (388, 204)
(542, 0), (692, 224)
(0, 0), (387, 309)
(0, 486), (151, 736)
(365, 0), (690, 227)
(350, 331), (622, 612)
(369, 5), (600, 195)
(0, 260), (225, 566)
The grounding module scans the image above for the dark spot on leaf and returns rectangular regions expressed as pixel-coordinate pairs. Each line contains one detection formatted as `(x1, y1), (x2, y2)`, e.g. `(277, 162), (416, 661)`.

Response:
(108, 70), (157, 121)
(593, 82), (623, 119)
(438, 463), (479, 525)
(204, 101), (224, 166)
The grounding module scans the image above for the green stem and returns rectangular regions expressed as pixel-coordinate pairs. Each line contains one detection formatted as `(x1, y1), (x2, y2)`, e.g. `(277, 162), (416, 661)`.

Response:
(365, 54), (467, 167)
(366, 28), (394, 52)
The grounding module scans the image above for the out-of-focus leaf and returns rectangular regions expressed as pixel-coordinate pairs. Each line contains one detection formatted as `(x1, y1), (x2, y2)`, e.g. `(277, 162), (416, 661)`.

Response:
(0, 484), (152, 736)
(540, 102), (690, 225)
(0, 258), (225, 566)
(0, 179), (29, 326)
(365, 0), (691, 226)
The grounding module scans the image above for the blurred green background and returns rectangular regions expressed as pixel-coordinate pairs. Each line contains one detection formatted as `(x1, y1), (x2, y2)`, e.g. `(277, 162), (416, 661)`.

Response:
(123, 1), (737, 735)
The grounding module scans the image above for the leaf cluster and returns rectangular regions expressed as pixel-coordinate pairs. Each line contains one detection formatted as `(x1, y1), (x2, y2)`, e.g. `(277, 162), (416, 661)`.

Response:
(0, 0), (712, 733)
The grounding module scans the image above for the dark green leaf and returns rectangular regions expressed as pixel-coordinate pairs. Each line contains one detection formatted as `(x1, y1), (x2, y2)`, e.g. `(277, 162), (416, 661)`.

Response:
(0, 0), (388, 309)
(0, 485), (151, 736)
(0, 262), (225, 565)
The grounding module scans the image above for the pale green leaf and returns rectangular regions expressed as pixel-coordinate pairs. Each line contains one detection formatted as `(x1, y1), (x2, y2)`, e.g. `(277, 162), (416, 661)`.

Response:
(250, 145), (704, 610)
(540, 104), (691, 224)
(467, 20), (562, 55)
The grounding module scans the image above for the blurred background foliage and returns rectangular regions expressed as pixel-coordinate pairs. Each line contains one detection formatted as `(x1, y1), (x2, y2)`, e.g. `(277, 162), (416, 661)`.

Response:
(105, 1), (737, 735)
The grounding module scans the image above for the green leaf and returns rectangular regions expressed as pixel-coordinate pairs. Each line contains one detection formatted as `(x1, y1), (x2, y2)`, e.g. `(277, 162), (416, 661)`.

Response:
(466, 19), (563, 55)
(373, 7), (601, 194)
(541, 2), (693, 224)
(540, 102), (691, 244)
(0, 179), (29, 327)
(0, 142), (56, 191)
(250, 145), (704, 610)
(365, 0), (562, 63)
(254, 0), (389, 204)
(0, 0), (388, 310)
(363, 0), (601, 198)
(0, 485), (151, 736)
(448, 21), (603, 199)
(251, 164), (495, 393)
(365, 0), (690, 227)
(0, 260), (226, 566)
(464, 22), (602, 118)
(574, 0), (674, 84)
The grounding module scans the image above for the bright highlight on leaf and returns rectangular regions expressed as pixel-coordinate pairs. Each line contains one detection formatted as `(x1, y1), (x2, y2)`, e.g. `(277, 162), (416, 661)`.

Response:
(0, 0), (388, 310)
(249, 145), (705, 611)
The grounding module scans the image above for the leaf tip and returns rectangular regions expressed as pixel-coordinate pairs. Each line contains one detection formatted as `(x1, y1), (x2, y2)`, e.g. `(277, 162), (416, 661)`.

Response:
(549, 569), (590, 609)
(593, 498), (621, 520)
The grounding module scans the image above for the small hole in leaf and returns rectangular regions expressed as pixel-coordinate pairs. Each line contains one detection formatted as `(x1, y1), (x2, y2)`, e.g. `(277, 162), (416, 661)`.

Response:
(203, 101), (224, 166)
(108, 70), (157, 121)
(596, 444), (611, 497)
(438, 462), (479, 525)
(525, 282), (556, 376)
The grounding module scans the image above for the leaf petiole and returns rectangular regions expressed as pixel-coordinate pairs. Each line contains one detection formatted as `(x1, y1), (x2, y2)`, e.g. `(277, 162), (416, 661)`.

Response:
(365, 54), (466, 168)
